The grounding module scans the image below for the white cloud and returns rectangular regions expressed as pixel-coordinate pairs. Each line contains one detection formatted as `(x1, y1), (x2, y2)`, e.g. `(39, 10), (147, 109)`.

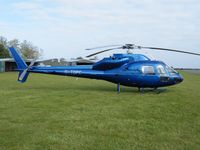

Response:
(0, 21), (8, 27)
(12, 1), (40, 10)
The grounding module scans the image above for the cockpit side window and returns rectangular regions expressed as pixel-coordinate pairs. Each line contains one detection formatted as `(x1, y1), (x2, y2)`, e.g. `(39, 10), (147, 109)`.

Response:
(141, 66), (155, 75)
(157, 65), (167, 75)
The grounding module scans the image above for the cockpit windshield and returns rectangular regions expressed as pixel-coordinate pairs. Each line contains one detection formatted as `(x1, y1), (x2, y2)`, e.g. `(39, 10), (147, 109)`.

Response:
(166, 65), (178, 75)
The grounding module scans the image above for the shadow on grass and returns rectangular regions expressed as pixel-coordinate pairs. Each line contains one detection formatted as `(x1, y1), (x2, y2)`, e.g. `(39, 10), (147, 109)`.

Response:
(18, 83), (170, 94)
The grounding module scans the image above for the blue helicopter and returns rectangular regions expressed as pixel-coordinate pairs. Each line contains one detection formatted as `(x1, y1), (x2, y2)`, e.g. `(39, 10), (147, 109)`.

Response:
(8, 44), (200, 93)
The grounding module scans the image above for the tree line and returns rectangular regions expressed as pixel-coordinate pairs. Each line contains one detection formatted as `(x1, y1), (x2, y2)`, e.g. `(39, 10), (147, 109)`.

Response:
(0, 36), (42, 59)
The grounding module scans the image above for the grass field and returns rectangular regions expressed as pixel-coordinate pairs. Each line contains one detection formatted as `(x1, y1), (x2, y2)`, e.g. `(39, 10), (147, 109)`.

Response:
(0, 71), (200, 150)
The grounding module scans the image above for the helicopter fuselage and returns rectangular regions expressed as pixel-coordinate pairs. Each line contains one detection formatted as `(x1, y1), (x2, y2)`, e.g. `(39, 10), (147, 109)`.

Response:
(29, 55), (183, 88)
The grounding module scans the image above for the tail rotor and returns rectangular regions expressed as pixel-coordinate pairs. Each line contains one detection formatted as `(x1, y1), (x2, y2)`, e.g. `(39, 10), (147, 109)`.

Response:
(8, 47), (35, 83)
(18, 60), (35, 82)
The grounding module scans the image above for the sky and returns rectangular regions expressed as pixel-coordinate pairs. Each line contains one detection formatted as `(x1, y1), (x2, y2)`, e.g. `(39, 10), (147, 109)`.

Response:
(0, 0), (200, 68)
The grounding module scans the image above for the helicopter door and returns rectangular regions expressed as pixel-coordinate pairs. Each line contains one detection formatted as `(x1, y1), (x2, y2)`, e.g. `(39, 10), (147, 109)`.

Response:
(157, 65), (170, 82)
(140, 65), (157, 87)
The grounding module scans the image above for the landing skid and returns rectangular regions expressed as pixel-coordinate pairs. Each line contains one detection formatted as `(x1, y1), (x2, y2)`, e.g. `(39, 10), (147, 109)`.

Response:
(138, 87), (167, 94)
(117, 84), (167, 94)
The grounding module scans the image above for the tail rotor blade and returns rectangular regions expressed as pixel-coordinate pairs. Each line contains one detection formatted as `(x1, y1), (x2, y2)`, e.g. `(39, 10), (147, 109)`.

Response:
(29, 60), (35, 67)
(29, 60), (36, 67)
(19, 68), (28, 80)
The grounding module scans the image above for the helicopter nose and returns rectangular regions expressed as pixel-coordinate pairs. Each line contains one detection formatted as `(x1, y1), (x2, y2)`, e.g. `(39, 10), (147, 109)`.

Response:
(174, 75), (184, 84)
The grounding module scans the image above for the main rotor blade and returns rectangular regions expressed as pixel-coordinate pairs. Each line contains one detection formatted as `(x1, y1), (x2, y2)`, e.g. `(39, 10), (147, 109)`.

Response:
(140, 46), (200, 56)
(86, 47), (123, 57)
(86, 45), (123, 50)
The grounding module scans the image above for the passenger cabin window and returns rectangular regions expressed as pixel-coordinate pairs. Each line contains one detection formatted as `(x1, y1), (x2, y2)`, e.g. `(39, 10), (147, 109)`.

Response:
(142, 66), (155, 75)
(157, 65), (167, 75)
(127, 65), (140, 74)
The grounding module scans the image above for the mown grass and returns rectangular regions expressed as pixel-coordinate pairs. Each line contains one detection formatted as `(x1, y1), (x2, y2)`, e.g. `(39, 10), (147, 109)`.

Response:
(0, 71), (200, 150)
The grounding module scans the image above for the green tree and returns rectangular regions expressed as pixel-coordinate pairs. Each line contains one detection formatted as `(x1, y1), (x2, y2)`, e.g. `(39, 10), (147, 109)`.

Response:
(0, 36), (42, 59)
(0, 36), (10, 58)
(8, 39), (20, 49)
(20, 40), (42, 59)
(0, 36), (7, 47)
(0, 44), (10, 58)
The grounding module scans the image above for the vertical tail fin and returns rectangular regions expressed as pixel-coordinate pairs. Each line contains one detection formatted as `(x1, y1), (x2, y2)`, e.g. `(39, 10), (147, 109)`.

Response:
(9, 47), (27, 69)
(8, 47), (29, 83)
